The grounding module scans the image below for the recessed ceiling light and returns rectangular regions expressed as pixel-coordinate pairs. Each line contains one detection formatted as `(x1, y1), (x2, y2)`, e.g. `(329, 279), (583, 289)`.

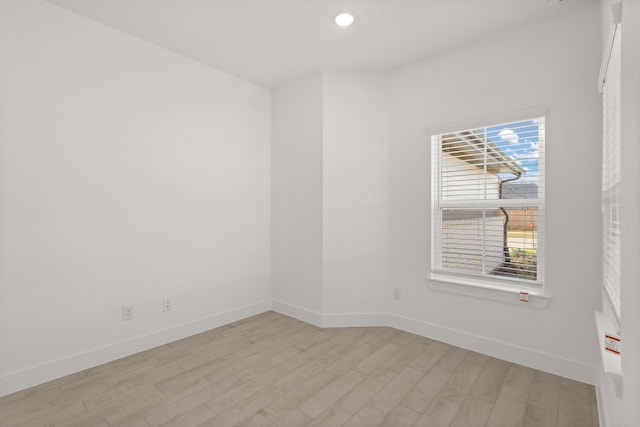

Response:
(334, 12), (354, 27)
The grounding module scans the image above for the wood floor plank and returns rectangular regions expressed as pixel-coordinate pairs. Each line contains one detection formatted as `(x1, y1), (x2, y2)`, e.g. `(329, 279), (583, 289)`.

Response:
(438, 361), (483, 405)
(503, 363), (537, 396)
(1, 394), (87, 426)
(234, 346), (302, 383)
(266, 370), (337, 418)
(306, 405), (352, 427)
(0, 311), (598, 427)
(369, 366), (424, 413)
(449, 395), (494, 427)
(207, 372), (280, 414)
(379, 404), (421, 427)
(409, 341), (450, 373)
(105, 390), (169, 427)
(234, 408), (278, 427)
(356, 342), (401, 375)
(433, 346), (469, 373)
(400, 367), (450, 413)
(150, 373), (232, 415)
(342, 404), (386, 427)
(144, 379), (236, 426)
(463, 350), (491, 367)
(270, 409), (312, 427)
(382, 340), (429, 373)
(157, 403), (216, 427)
(559, 377), (598, 403)
(470, 357), (511, 403)
(388, 330), (420, 346)
(0, 386), (62, 417)
(528, 370), (561, 413)
(557, 376), (600, 427)
(299, 370), (363, 418)
(485, 384), (529, 427)
(364, 327), (402, 348)
(18, 402), (87, 427)
(57, 375), (111, 402)
(202, 385), (284, 427)
(523, 404), (558, 427)
(56, 386), (162, 427)
(325, 342), (375, 376)
(83, 381), (151, 411)
(335, 368), (396, 415)
(414, 395), (460, 427)
(326, 331), (373, 358)
(273, 355), (335, 391)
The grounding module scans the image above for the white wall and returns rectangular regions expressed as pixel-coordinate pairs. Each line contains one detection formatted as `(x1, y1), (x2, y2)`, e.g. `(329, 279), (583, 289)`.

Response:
(271, 70), (388, 323)
(271, 4), (604, 384)
(388, 2), (602, 382)
(0, 0), (611, 402)
(620, 1), (640, 424)
(598, 0), (640, 425)
(0, 0), (271, 395)
(271, 72), (324, 318)
(322, 71), (389, 317)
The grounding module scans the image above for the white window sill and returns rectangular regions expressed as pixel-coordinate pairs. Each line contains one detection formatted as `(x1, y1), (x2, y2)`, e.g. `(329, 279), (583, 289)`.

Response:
(594, 310), (622, 379)
(427, 274), (550, 309)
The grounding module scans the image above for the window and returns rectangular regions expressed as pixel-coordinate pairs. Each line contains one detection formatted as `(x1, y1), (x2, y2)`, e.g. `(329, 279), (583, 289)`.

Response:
(602, 23), (621, 321)
(431, 114), (545, 290)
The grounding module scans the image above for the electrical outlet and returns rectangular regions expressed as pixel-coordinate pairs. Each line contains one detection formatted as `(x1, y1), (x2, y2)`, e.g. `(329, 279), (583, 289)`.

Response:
(393, 288), (402, 300)
(162, 298), (173, 312)
(122, 305), (134, 321)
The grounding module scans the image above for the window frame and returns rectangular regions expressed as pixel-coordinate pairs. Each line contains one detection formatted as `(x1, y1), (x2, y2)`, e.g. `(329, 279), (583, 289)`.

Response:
(428, 109), (547, 298)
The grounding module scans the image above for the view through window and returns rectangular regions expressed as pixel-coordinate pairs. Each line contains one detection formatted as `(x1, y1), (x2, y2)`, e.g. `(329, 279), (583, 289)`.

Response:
(431, 116), (545, 287)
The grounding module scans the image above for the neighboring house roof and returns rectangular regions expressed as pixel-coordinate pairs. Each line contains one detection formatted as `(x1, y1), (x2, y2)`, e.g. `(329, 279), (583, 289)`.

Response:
(501, 182), (539, 199)
(442, 130), (525, 176)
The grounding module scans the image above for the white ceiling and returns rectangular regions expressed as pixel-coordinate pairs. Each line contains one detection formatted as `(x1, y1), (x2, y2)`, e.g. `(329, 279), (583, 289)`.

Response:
(46, 0), (590, 89)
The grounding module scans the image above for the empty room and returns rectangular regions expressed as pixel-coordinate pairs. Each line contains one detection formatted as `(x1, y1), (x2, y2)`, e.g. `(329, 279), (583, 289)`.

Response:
(0, 0), (638, 426)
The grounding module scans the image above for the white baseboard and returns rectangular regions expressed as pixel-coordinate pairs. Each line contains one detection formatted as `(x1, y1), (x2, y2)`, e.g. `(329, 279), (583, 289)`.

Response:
(0, 300), (272, 397)
(322, 312), (387, 328)
(270, 301), (386, 329)
(272, 302), (596, 385)
(385, 313), (596, 385)
(271, 299), (324, 327)
(2, 299), (597, 397)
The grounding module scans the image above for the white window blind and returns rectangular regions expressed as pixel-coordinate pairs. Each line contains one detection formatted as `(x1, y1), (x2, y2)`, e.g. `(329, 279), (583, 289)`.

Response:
(431, 116), (545, 288)
(602, 24), (621, 320)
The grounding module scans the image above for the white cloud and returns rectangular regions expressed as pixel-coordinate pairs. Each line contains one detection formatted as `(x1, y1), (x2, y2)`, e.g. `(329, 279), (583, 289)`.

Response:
(519, 173), (539, 183)
(499, 128), (519, 144)
(511, 150), (539, 160)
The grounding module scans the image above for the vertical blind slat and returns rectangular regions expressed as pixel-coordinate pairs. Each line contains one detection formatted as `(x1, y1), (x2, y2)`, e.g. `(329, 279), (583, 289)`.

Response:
(602, 24), (622, 319)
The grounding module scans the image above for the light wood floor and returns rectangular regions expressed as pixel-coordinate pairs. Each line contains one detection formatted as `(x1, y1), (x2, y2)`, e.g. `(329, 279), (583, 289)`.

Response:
(0, 311), (599, 427)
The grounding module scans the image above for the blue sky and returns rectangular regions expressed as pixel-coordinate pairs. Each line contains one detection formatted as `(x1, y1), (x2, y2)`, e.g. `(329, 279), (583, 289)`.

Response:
(486, 119), (542, 183)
